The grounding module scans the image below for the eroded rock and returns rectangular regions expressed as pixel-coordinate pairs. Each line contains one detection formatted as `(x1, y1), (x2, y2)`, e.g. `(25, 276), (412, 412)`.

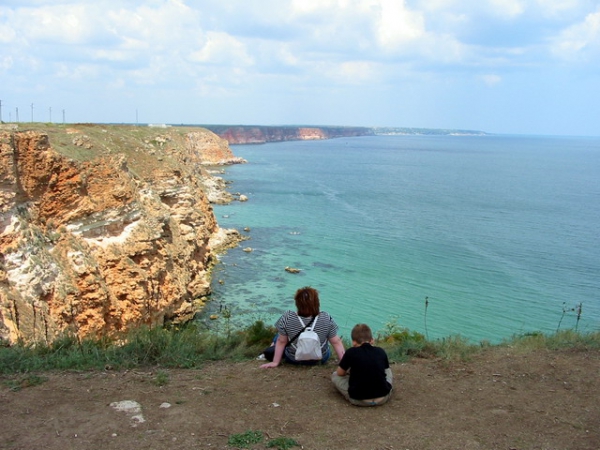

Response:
(0, 126), (244, 344)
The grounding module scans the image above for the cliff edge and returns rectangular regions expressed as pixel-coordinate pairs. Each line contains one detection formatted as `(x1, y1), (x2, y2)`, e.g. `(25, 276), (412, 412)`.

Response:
(0, 124), (244, 345)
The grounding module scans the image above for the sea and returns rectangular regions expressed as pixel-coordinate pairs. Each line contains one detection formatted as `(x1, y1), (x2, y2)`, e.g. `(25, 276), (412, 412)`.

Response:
(201, 134), (600, 343)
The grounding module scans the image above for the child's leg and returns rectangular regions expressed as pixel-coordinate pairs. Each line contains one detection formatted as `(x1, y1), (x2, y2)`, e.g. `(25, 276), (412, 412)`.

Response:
(385, 368), (393, 386)
(330, 371), (350, 401)
(349, 393), (391, 407)
(347, 369), (393, 407)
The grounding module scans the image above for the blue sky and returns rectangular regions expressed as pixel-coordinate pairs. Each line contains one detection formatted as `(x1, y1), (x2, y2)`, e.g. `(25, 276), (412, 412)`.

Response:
(1, 0), (599, 136)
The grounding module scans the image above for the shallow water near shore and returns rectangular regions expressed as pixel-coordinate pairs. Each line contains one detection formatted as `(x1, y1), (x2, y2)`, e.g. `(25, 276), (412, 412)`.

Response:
(202, 134), (600, 343)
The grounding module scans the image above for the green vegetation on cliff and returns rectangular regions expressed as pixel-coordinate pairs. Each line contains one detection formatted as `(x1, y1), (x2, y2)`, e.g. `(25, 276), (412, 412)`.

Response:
(1, 321), (598, 375)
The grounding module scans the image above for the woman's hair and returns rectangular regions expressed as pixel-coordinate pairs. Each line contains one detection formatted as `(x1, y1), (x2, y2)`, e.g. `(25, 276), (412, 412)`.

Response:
(351, 323), (373, 344)
(294, 286), (321, 317)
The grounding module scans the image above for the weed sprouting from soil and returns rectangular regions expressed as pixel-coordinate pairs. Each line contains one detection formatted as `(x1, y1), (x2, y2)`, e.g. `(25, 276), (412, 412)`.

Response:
(154, 370), (169, 386)
(227, 430), (299, 450)
(228, 430), (264, 448)
(266, 436), (300, 449)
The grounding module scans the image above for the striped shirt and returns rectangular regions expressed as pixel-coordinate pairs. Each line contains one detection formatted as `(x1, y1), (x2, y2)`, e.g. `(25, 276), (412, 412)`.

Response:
(275, 310), (339, 360)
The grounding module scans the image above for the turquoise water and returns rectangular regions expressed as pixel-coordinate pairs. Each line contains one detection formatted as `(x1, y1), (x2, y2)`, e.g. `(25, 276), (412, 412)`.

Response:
(203, 135), (600, 343)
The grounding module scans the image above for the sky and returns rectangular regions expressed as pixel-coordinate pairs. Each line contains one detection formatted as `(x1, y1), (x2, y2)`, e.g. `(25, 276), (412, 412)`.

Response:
(1, 0), (600, 136)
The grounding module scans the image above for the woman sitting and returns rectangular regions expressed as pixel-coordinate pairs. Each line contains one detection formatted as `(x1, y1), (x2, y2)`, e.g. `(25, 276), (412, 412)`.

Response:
(260, 286), (345, 369)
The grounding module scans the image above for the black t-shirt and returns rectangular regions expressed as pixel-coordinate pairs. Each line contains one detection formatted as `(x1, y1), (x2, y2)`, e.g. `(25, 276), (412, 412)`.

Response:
(339, 343), (391, 400)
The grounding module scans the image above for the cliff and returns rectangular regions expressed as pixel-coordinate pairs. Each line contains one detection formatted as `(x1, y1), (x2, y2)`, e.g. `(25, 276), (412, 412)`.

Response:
(201, 125), (373, 144)
(0, 124), (245, 345)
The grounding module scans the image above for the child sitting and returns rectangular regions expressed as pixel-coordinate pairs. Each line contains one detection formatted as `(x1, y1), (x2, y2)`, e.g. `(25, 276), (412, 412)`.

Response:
(331, 323), (393, 406)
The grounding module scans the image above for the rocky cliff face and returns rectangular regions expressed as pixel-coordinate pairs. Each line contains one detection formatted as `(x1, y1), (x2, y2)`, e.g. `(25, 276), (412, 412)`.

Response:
(203, 125), (373, 144)
(0, 124), (244, 345)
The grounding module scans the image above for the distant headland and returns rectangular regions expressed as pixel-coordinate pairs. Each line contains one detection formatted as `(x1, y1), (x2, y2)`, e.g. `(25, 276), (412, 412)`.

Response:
(190, 125), (489, 144)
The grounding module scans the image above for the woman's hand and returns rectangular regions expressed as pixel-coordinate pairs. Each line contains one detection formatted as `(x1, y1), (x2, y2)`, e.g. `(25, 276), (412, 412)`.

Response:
(260, 362), (279, 369)
(258, 334), (288, 369)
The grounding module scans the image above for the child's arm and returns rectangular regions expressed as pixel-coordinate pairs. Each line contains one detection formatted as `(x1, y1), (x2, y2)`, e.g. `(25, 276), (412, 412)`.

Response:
(336, 348), (350, 377)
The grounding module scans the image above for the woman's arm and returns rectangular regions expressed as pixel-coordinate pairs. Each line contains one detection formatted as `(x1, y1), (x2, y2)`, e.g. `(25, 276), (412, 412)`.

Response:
(260, 334), (289, 369)
(329, 335), (345, 361)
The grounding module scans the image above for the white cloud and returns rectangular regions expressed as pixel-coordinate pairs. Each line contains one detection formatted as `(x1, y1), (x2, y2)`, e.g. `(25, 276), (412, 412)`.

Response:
(188, 31), (253, 66)
(104, 0), (200, 49)
(489, 0), (525, 18)
(0, 55), (13, 72)
(320, 60), (379, 85)
(551, 8), (600, 60)
(376, 0), (426, 48)
(7, 4), (94, 45)
(285, 0), (468, 66)
(481, 73), (502, 85)
(55, 62), (100, 81)
(0, 12), (17, 44)
(2, 1), (204, 49)
(535, 0), (589, 18)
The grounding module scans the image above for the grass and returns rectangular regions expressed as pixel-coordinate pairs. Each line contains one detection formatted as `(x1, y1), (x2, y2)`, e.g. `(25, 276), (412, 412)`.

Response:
(0, 319), (598, 376)
(2, 374), (48, 391)
(227, 430), (300, 450)
(0, 320), (276, 375)
(503, 329), (600, 353)
(266, 436), (300, 449)
(228, 430), (264, 448)
(9, 122), (211, 179)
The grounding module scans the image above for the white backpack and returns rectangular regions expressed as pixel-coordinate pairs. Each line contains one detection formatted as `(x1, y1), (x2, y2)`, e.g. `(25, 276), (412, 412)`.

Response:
(294, 315), (323, 361)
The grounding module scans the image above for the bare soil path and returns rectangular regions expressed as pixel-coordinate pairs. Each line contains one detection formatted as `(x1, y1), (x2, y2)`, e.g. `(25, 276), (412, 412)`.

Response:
(1, 347), (598, 450)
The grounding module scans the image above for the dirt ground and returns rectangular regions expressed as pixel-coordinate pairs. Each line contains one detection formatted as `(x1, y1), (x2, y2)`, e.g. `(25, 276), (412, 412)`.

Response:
(1, 346), (598, 450)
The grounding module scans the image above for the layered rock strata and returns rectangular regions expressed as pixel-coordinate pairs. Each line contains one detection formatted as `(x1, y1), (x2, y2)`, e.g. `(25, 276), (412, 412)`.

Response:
(0, 125), (244, 345)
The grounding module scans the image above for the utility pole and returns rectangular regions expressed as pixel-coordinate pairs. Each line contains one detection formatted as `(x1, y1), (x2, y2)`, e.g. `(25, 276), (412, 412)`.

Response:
(16, 107), (19, 123)
(62, 109), (65, 124)
(49, 107), (52, 123)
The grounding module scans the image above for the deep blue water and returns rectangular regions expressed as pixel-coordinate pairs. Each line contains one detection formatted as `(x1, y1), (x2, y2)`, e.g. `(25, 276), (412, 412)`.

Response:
(203, 135), (600, 343)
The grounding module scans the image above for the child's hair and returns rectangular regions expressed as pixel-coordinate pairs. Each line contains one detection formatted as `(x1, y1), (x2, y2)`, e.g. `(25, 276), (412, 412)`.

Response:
(351, 323), (373, 344)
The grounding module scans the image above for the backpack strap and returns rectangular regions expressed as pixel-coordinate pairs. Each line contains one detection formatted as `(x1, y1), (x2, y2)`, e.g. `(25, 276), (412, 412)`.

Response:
(298, 314), (318, 329)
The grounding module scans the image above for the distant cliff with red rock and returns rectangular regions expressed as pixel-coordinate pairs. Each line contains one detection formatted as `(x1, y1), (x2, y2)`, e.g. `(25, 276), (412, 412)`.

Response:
(202, 125), (374, 144)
